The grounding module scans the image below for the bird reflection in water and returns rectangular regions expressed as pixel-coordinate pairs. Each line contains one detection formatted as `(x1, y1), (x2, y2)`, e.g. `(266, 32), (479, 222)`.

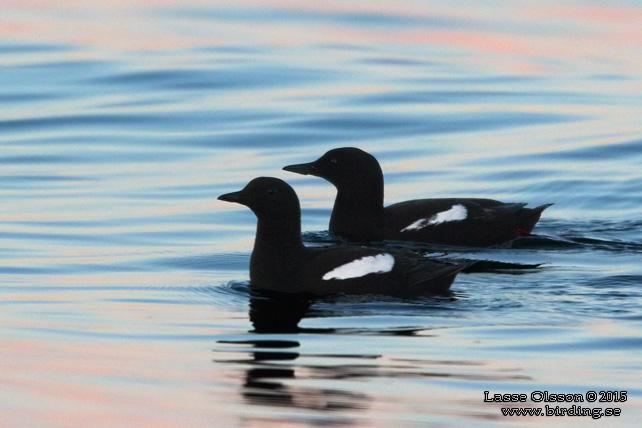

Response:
(214, 290), (537, 424)
(248, 292), (315, 333)
(239, 340), (372, 415)
(215, 293), (373, 422)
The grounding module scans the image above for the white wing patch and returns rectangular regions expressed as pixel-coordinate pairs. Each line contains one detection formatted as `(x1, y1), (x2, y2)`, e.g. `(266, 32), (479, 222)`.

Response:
(322, 253), (395, 281)
(400, 204), (468, 232)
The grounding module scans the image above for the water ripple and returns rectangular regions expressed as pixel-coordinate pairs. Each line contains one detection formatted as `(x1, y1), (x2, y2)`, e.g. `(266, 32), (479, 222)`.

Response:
(2, 0), (642, 426)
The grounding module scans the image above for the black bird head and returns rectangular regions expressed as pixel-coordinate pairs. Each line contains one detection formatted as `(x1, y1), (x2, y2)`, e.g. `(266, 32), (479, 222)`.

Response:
(283, 147), (382, 190)
(218, 177), (300, 221)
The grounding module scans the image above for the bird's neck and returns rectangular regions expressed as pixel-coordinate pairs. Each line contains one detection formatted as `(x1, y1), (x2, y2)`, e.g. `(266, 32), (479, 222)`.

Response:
(334, 172), (385, 215)
(251, 217), (305, 288)
(253, 217), (304, 256)
(330, 180), (384, 238)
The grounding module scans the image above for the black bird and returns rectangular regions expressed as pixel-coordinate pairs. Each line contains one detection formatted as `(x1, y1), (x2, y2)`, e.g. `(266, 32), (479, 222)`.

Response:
(218, 177), (464, 296)
(284, 147), (552, 247)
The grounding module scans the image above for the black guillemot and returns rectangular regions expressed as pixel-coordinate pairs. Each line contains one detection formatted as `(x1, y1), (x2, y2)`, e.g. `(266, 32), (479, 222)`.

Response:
(218, 177), (465, 296)
(284, 147), (552, 247)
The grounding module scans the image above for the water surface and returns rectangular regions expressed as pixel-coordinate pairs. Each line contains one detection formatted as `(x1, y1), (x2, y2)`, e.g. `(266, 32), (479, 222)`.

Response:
(1, 0), (641, 426)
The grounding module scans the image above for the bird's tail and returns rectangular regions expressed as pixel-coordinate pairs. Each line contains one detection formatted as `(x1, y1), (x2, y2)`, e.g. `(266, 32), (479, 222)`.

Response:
(519, 203), (553, 234)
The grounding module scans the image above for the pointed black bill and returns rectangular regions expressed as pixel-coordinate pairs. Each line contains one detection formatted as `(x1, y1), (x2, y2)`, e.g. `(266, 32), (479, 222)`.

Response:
(218, 190), (247, 205)
(283, 162), (316, 176)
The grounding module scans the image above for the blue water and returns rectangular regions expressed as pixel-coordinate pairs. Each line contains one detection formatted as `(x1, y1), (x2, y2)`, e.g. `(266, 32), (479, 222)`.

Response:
(1, 1), (641, 426)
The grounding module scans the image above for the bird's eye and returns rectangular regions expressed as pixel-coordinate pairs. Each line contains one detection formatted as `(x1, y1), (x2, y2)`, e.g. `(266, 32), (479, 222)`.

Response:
(267, 189), (277, 195)
(330, 158), (338, 165)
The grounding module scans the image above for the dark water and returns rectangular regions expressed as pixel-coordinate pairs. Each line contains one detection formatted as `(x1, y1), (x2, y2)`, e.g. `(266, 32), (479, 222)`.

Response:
(1, 1), (641, 426)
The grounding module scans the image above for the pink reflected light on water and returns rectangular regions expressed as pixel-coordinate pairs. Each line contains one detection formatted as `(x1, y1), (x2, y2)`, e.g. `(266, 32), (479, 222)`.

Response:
(2, 1), (642, 427)
(1, 0), (638, 70)
(0, 337), (228, 428)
